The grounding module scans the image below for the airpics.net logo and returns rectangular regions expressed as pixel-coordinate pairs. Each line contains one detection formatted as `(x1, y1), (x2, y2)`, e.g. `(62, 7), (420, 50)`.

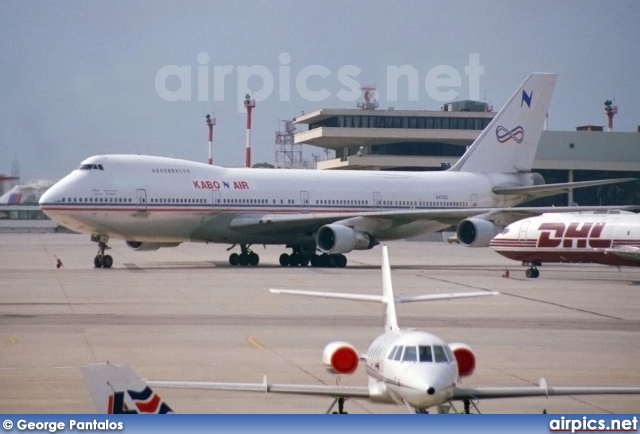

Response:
(154, 52), (485, 112)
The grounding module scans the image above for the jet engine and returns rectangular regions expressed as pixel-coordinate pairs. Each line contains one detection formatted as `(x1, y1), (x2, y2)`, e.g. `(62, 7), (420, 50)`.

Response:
(448, 343), (476, 377)
(316, 224), (376, 254)
(456, 218), (502, 247)
(125, 241), (181, 251)
(322, 341), (359, 375)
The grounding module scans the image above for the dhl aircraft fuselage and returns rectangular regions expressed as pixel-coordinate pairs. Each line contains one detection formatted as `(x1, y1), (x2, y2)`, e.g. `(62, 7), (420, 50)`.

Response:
(490, 211), (640, 277)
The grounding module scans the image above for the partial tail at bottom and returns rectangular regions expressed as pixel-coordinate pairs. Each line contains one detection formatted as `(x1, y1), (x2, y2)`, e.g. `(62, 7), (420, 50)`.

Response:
(81, 362), (173, 414)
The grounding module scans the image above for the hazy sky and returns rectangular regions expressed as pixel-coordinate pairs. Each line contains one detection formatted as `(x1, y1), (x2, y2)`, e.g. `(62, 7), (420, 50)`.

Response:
(1, 1), (639, 181)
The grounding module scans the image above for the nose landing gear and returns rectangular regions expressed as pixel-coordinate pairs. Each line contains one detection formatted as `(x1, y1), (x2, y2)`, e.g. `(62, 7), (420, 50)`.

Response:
(524, 262), (540, 278)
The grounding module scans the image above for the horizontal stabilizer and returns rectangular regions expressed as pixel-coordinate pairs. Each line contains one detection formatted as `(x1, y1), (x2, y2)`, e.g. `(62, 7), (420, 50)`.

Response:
(270, 289), (498, 303)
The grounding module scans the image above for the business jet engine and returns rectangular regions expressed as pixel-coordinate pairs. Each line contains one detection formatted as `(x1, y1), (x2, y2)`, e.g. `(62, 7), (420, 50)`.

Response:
(125, 241), (181, 251)
(448, 343), (476, 377)
(322, 341), (359, 375)
(316, 224), (377, 254)
(456, 218), (502, 247)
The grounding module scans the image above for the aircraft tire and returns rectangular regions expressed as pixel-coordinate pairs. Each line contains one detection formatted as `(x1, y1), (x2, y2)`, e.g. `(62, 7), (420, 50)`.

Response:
(94, 255), (103, 268)
(229, 253), (239, 266)
(310, 255), (319, 267)
(239, 253), (249, 266)
(328, 255), (338, 267)
(279, 253), (290, 267)
(319, 254), (329, 267)
(337, 254), (347, 268)
(532, 268), (540, 278)
(249, 252), (259, 266)
(299, 257), (310, 267)
(525, 268), (534, 278)
(102, 255), (113, 269)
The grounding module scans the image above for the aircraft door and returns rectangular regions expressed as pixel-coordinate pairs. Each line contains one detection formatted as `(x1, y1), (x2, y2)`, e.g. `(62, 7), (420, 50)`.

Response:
(518, 221), (530, 241)
(373, 192), (382, 210)
(300, 191), (309, 213)
(211, 190), (221, 213)
(136, 189), (147, 212)
(470, 194), (478, 207)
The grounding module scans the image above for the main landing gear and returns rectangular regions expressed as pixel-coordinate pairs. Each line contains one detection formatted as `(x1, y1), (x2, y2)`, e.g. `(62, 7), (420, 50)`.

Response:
(92, 235), (113, 269)
(524, 262), (540, 278)
(228, 244), (259, 266)
(279, 245), (347, 268)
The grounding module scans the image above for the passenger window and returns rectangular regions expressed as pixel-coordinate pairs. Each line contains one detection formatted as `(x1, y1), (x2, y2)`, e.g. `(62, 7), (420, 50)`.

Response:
(433, 345), (448, 363)
(402, 346), (417, 362)
(419, 345), (433, 362)
(393, 346), (404, 361)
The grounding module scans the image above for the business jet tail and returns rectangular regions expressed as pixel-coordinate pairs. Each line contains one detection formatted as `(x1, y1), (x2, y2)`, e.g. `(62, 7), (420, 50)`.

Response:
(270, 245), (497, 333)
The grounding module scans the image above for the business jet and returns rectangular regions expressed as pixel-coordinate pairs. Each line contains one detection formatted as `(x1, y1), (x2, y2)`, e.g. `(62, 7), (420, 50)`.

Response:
(490, 210), (640, 278)
(82, 246), (640, 414)
(40, 73), (633, 269)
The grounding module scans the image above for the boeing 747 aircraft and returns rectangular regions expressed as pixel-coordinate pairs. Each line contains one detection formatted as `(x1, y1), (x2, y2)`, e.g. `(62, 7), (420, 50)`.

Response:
(39, 73), (633, 268)
(82, 246), (640, 414)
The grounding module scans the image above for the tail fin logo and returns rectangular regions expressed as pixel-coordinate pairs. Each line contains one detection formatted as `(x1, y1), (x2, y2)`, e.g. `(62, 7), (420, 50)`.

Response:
(108, 387), (173, 414)
(495, 125), (524, 144)
(521, 90), (533, 107)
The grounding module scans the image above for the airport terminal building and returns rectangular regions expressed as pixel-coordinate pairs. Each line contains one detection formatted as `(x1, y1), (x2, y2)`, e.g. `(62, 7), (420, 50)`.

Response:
(293, 100), (640, 207)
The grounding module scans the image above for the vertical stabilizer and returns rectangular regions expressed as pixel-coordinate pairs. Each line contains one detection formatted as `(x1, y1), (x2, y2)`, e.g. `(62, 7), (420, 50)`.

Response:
(449, 73), (557, 173)
(81, 363), (173, 414)
(381, 245), (399, 332)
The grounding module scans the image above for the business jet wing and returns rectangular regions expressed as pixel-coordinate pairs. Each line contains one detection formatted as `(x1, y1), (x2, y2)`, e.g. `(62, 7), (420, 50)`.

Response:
(604, 245), (640, 262)
(492, 178), (637, 202)
(83, 362), (370, 414)
(452, 379), (640, 401)
(146, 379), (371, 399)
(228, 205), (638, 235)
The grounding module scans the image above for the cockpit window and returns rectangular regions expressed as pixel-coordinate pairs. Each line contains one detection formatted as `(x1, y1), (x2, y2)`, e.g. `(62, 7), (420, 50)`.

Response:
(433, 345), (449, 363)
(402, 346), (417, 362)
(418, 345), (433, 362)
(393, 345), (404, 361)
(387, 345), (398, 360)
(78, 164), (104, 171)
(444, 345), (455, 362)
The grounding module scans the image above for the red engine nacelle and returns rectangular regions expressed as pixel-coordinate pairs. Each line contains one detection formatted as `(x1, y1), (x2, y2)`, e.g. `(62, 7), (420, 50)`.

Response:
(449, 343), (476, 377)
(322, 341), (359, 375)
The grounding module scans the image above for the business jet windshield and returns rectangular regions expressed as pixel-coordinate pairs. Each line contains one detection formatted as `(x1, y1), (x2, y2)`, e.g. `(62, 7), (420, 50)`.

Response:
(388, 345), (453, 363)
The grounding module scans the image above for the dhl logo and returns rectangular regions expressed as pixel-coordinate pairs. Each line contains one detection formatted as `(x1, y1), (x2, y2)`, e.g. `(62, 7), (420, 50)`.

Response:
(537, 222), (611, 249)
